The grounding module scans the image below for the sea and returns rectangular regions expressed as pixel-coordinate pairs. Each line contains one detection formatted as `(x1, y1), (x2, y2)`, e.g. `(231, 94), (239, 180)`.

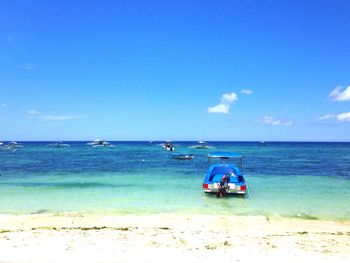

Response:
(1, 141), (350, 221)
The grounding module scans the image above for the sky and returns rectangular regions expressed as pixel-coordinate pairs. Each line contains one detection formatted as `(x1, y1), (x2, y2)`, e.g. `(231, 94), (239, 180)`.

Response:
(0, 0), (350, 141)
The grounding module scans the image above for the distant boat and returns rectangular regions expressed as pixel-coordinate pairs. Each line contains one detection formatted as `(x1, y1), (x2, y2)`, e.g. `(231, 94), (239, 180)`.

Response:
(87, 139), (115, 148)
(86, 139), (103, 146)
(9, 141), (24, 148)
(47, 141), (70, 147)
(162, 140), (175, 151)
(189, 141), (214, 149)
(0, 141), (23, 152)
(259, 141), (267, 146)
(171, 153), (194, 160)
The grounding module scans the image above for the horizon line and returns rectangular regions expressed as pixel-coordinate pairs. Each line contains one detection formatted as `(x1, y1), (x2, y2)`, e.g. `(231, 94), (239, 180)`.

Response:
(1, 140), (350, 143)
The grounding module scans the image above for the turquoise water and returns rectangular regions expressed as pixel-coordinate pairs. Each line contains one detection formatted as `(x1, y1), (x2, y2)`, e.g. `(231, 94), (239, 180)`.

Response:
(1, 141), (350, 221)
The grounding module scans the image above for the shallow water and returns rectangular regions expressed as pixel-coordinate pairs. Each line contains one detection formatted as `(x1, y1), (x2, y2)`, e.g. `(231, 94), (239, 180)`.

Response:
(1, 141), (350, 220)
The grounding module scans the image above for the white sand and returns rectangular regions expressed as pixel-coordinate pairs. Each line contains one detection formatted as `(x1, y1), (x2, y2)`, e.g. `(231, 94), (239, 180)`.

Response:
(0, 214), (349, 263)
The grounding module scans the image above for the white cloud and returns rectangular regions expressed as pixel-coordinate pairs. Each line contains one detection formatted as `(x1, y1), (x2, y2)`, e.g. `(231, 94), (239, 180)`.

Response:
(43, 115), (83, 121)
(208, 103), (230, 114)
(27, 109), (40, 115)
(241, 89), (253, 95)
(208, 92), (238, 114)
(257, 116), (293, 126)
(319, 112), (350, 122)
(336, 112), (350, 122)
(261, 116), (281, 125)
(22, 64), (36, 71)
(24, 109), (85, 122)
(1, 103), (6, 107)
(221, 92), (238, 104)
(318, 114), (336, 121)
(329, 86), (350, 101)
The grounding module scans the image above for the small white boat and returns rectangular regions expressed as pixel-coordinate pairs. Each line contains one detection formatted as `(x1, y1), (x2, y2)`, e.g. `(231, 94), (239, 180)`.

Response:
(47, 141), (70, 147)
(189, 141), (214, 149)
(86, 139), (103, 146)
(162, 140), (175, 151)
(87, 139), (115, 148)
(0, 141), (22, 152)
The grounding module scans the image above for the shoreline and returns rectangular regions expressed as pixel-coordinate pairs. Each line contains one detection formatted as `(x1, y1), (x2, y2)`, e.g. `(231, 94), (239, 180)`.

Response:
(1, 214), (350, 262)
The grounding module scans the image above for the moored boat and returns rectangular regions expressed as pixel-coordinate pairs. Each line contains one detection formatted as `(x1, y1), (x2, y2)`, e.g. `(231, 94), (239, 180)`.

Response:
(46, 141), (70, 147)
(87, 139), (115, 148)
(171, 153), (194, 160)
(0, 141), (23, 151)
(189, 141), (214, 149)
(202, 152), (247, 196)
(162, 140), (175, 151)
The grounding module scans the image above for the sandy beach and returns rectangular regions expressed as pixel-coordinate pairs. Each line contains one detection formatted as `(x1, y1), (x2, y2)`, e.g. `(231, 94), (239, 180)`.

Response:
(0, 214), (349, 263)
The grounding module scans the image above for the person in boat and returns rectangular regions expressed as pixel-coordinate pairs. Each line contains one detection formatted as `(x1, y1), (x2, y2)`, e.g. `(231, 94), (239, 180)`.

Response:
(165, 142), (174, 151)
(217, 174), (230, 197)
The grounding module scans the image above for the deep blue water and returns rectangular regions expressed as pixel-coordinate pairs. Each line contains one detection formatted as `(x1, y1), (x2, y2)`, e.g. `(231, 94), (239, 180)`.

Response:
(1, 141), (350, 220)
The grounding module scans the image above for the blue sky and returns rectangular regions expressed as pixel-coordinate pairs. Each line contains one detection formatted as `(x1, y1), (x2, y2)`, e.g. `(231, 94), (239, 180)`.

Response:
(1, 0), (350, 141)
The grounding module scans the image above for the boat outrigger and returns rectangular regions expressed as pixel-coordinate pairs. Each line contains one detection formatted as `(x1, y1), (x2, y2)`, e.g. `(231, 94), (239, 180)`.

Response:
(203, 152), (247, 196)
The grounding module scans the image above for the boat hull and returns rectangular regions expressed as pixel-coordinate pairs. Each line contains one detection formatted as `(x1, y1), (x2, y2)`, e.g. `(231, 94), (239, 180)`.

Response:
(203, 182), (246, 195)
